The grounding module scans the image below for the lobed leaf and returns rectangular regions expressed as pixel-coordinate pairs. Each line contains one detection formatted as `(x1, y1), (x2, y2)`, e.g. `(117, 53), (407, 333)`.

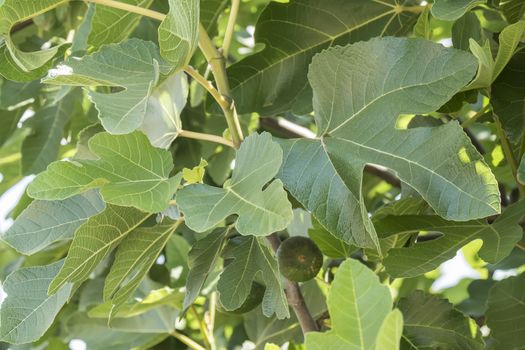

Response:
(279, 37), (499, 251)
(217, 236), (289, 319)
(0, 0), (68, 72)
(178, 132), (293, 236)
(27, 131), (181, 213)
(227, 0), (418, 115)
(43, 39), (170, 134)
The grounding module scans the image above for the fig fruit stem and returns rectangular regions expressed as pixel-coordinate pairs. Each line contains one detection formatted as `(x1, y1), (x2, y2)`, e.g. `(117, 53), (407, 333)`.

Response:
(267, 233), (319, 334)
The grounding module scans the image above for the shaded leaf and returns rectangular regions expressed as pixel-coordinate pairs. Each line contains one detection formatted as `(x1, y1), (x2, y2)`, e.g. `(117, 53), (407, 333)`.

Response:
(43, 39), (170, 134)
(88, 0), (154, 48)
(493, 44), (525, 144)
(201, 0), (228, 37)
(21, 89), (80, 175)
(65, 312), (170, 349)
(227, 0), (418, 115)
(158, 0), (199, 70)
(88, 287), (182, 319)
(27, 131), (181, 213)
(431, 0), (486, 21)
(183, 227), (227, 311)
(305, 259), (394, 350)
(279, 38), (499, 251)
(500, 0), (525, 23)
(48, 205), (150, 294)
(0, 261), (72, 345)
(452, 13), (482, 51)
(414, 6), (431, 40)
(217, 236), (289, 319)
(103, 220), (181, 317)
(307, 219), (352, 259)
(2, 190), (105, 255)
(377, 199), (525, 277)
(398, 291), (484, 350)
(486, 273), (525, 349)
(178, 132), (293, 236)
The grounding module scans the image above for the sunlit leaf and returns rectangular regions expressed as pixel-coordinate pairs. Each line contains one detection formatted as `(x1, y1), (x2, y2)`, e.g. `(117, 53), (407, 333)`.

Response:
(0, 0), (68, 72)
(279, 38), (499, 251)
(178, 132), (293, 236)
(305, 259), (397, 350)
(43, 39), (170, 134)
(27, 131), (181, 213)
(158, 0), (199, 70)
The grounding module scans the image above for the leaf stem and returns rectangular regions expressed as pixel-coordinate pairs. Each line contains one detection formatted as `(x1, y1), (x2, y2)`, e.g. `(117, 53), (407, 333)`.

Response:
(83, 0), (166, 21)
(190, 306), (212, 350)
(207, 292), (217, 350)
(494, 114), (525, 196)
(178, 130), (234, 148)
(222, 0), (241, 58)
(198, 25), (244, 148)
(184, 66), (229, 111)
(171, 331), (207, 350)
(461, 104), (491, 128)
(266, 233), (319, 334)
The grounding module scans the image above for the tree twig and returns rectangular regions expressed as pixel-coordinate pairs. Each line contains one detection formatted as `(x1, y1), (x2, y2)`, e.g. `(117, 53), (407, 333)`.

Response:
(178, 130), (234, 148)
(198, 25), (244, 148)
(171, 331), (207, 350)
(266, 233), (319, 334)
(222, 0), (241, 57)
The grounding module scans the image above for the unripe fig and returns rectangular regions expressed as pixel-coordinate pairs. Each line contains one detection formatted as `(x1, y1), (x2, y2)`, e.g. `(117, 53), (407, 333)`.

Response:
(277, 236), (323, 282)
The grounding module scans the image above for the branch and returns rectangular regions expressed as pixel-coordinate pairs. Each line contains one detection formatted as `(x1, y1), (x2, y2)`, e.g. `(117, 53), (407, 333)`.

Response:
(222, 0), (241, 57)
(260, 117), (402, 188)
(266, 233), (319, 334)
(170, 332), (207, 350)
(198, 25), (244, 148)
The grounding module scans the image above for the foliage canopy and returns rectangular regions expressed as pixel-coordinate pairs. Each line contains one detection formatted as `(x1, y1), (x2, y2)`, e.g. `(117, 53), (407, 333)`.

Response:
(0, 0), (525, 349)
